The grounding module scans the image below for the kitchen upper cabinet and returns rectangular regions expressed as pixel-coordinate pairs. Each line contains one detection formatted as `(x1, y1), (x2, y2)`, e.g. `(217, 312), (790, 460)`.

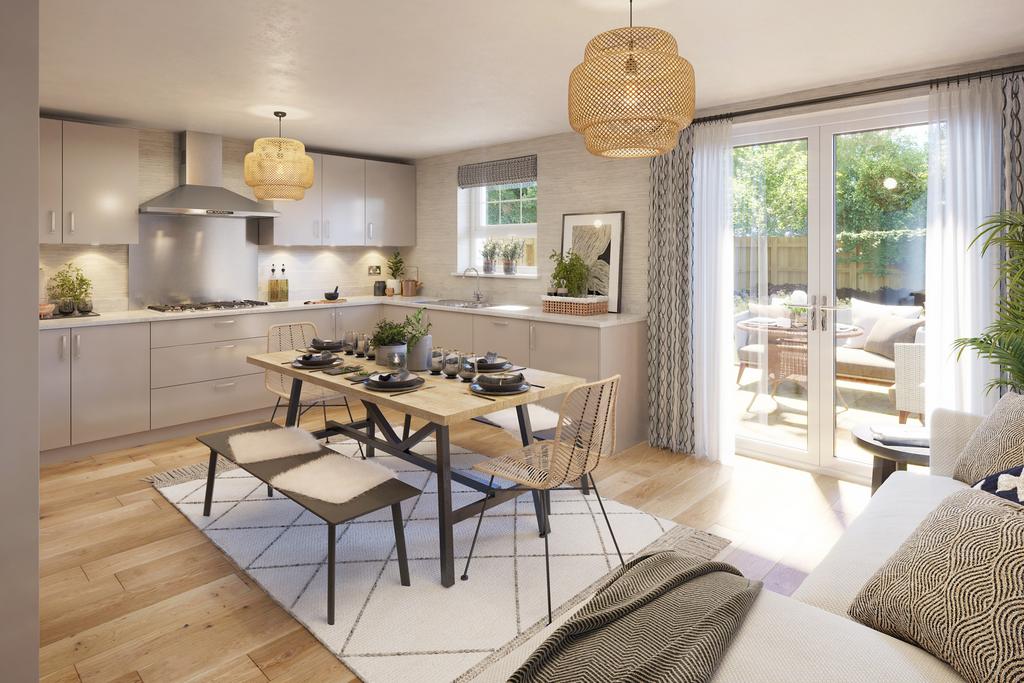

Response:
(365, 160), (415, 246)
(71, 323), (150, 444)
(270, 152), (324, 246)
(39, 119), (63, 244)
(322, 155), (366, 246)
(39, 329), (71, 451)
(61, 120), (139, 244)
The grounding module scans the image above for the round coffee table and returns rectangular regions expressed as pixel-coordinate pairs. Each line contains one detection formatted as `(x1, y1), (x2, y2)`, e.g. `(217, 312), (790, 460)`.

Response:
(852, 424), (930, 494)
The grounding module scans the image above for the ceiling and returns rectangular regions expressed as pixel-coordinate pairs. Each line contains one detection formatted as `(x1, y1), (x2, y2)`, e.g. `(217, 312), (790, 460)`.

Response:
(41, 0), (1024, 160)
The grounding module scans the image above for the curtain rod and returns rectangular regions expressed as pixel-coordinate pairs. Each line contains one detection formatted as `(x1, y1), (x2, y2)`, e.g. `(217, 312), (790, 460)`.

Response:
(694, 63), (1024, 124)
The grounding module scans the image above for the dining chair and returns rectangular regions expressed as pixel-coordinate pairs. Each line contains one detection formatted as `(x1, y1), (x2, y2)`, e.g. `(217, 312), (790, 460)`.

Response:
(460, 375), (622, 625)
(265, 322), (361, 456)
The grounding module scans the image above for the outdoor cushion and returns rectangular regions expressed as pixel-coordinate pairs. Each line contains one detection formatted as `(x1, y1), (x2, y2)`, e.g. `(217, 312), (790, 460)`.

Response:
(846, 298), (923, 349)
(748, 302), (791, 319)
(738, 343), (764, 365)
(864, 315), (926, 360)
(835, 346), (896, 382)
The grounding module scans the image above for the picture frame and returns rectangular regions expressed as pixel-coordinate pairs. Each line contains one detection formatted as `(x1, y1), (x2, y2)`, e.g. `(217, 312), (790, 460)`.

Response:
(561, 211), (624, 313)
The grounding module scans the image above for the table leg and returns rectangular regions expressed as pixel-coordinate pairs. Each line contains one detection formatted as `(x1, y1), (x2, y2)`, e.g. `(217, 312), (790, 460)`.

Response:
(392, 503), (411, 587)
(366, 417), (376, 458)
(871, 457), (898, 495)
(516, 405), (550, 536)
(202, 449), (218, 517)
(436, 425), (455, 587)
(402, 414), (412, 441)
(284, 377), (302, 427)
(327, 523), (336, 625)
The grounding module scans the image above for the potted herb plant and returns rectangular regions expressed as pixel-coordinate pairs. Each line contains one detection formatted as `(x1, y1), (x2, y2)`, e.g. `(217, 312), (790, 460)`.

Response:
(501, 239), (525, 275)
(481, 238), (500, 274)
(404, 308), (433, 371)
(549, 250), (590, 297)
(370, 319), (408, 367)
(385, 251), (405, 296)
(47, 262), (93, 315)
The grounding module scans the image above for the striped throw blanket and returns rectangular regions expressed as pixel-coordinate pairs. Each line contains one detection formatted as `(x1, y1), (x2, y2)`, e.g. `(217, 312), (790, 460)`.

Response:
(510, 551), (762, 683)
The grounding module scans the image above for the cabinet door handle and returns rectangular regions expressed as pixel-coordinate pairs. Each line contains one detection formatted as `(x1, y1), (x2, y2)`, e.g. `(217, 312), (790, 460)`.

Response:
(49, 210), (57, 233)
(492, 321), (509, 327)
(529, 324), (536, 350)
(367, 222), (374, 240)
(69, 211), (76, 233)
(214, 382), (237, 390)
(60, 334), (67, 360)
(213, 319), (236, 326)
(216, 344), (237, 350)
(73, 334), (81, 359)
(313, 219), (320, 239)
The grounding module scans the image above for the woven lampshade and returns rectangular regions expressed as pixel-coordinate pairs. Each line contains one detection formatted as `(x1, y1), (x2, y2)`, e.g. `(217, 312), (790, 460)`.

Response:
(569, 26), (695, 158)
(244, 135), (315, 201)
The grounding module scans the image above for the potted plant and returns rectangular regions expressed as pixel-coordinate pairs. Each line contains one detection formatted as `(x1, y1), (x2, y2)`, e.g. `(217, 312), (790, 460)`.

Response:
(370, 319), (408, 367)
(549, 250), (590, 297)
(501, 239), (524, 275)
(47, 262), (93, 315)
(385, 251), (405, 296)
(481, 238), (500, 274)
(404, 308), (433, 371)
(955, 211), (1024, 392)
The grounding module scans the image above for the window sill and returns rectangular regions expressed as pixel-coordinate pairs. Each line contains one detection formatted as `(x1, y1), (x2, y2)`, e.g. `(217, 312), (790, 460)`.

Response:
(450, 271), (539, 280)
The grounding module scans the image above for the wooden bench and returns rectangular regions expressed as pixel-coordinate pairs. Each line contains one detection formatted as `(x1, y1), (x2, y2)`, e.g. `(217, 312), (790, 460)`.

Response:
(197, 422), (419, 624)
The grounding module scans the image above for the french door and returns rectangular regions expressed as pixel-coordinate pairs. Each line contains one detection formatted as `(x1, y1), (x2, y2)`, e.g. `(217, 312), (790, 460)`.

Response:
(731, 100), (929, 477)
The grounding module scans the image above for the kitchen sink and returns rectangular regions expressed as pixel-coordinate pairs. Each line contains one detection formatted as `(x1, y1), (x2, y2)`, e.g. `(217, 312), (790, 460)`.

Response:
(422, 299), (490, 309)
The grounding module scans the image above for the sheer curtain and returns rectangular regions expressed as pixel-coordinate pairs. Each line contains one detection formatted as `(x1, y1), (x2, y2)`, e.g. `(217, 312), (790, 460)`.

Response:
(692, 120), (734, 462)
(925, 79), (1002, 416)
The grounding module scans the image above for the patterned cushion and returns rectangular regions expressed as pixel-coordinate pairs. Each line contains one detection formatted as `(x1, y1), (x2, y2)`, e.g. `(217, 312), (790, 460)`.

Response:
(973, 465), (1024, 505)
(848, 489), (1024, 683)
(952, 392), (1024, 485)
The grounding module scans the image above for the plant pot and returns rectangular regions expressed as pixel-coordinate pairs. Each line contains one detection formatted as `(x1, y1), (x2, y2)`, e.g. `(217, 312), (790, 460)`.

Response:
(385, 278), (401, 294)
(503, 260), (517, 275)
(408, 335), (432, 371)
(482, 259), (495, 274)
(76, 298), (93, 314)
(376, 343), (408, 367)
(57, 298), (76, 315)
(556, 287), (569, 297)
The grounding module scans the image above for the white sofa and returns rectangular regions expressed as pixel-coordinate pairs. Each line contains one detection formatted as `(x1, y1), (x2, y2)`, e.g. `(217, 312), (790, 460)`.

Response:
(475, 408), (985, 682)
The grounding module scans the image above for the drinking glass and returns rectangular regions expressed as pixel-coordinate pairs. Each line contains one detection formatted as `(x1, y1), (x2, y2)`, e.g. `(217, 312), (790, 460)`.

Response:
(458, 351), (478, 383)
(343, 331), (358, 355)
(386, 349), (407, 372)
(430, 347), (446, 375)
(442, 350), (461, 379)
(355, 334), (368, 357)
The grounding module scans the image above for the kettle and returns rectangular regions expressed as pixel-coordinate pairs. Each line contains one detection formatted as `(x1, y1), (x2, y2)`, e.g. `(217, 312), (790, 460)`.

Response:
(373, 280), (387, 296)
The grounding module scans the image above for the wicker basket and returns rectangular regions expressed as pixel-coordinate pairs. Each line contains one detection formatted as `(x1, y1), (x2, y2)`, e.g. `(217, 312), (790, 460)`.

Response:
(542, 295), (609, 316)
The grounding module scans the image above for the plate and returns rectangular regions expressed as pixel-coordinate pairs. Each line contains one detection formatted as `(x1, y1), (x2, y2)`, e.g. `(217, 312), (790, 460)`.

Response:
(470, 382), (530, 396)
(291, 359), (341, 370)
(366, 371), (421, 389)
(294, 352), (337, 367)
(365, 376), (425, 392)
(475, 360), (514, 373)
(310, 340), (344, 351)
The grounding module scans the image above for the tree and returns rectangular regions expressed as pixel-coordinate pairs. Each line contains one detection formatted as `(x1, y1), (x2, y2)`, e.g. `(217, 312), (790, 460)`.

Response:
(732, 139), (808, 237)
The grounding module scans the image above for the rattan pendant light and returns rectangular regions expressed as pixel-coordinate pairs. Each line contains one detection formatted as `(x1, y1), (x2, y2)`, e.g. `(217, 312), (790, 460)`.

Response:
(244, 111), (315, 200)
(568, 0), (695, 158)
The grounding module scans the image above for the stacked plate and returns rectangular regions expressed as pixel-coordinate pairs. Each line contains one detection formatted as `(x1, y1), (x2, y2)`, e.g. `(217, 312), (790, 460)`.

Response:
(474, 354), (513, 373)
(292, 351), (338, 368)
(310, 337), (345, 352)
(470, 371), (530, 396)
(365, 369), (425, 392)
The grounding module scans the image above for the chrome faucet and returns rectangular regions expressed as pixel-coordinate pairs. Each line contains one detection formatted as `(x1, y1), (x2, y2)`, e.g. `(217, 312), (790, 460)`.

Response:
(463, 267), (485, 303)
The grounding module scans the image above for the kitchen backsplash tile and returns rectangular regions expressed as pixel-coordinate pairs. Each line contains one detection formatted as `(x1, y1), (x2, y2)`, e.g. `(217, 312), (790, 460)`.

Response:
(39, 244), (130, 311)
(257, 246), (391, 302)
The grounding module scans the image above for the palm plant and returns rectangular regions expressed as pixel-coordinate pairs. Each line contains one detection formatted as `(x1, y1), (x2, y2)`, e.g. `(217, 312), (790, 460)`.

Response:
(954, 211), (1024, 394)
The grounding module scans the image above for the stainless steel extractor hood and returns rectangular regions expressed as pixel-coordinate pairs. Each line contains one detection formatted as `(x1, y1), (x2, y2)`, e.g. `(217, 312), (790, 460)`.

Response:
(139, 131), (279, 218)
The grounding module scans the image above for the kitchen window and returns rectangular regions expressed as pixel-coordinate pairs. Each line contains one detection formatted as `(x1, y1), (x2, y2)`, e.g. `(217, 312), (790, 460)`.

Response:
(456, 155), (538, 277)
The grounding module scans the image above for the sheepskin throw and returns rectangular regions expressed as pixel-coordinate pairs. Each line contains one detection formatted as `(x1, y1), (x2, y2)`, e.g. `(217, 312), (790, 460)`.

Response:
(227, 427), (322, 464)
(269, 454), (396, 504)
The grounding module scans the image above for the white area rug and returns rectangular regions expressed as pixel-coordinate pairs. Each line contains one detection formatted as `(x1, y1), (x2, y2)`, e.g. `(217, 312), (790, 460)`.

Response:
(155, 429), (728, 683)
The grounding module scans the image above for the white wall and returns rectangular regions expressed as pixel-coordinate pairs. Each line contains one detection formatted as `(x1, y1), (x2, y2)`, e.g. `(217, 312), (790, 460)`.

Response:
(0, 0), (40, 679)
(406, 132), (650, 314)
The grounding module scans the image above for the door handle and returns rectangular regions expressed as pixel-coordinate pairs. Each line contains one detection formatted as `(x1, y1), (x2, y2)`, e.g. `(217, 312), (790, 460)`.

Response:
(49, 210), (57, 233)
(69, 211), (76, 233)
(60, 334), (67, 360)
(73, 334), (81, 359)
(492, 321), (509, 327)
(821, 296), (829, 332)
(313, 219), (320, 240)
(529, 324), (536, 350)
(809, 295), (817, 331)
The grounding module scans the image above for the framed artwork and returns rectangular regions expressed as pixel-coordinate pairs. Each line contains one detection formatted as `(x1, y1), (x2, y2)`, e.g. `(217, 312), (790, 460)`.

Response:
(561, 211), (624, 313)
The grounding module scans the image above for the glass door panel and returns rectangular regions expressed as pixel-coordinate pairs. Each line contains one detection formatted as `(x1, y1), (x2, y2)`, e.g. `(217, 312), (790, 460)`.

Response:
(828, 124), (929, 464)
(733, 138), (812, 458)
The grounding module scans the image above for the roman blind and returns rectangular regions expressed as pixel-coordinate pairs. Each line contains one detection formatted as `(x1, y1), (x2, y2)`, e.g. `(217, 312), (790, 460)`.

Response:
(457, 155), (537, 189)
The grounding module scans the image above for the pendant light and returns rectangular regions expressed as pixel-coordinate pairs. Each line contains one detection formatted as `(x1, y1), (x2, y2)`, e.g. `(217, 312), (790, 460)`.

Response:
(568, 0), (695, 158)
(244, 111), (315, 200)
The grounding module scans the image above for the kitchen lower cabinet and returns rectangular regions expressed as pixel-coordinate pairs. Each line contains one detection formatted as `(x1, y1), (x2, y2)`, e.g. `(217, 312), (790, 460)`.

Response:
(71, 323), (151, 444)
(151, 373), (274, 429)
(151, 336), (266, 388)
(39, 328), (72, 451)
(427, 309), (473, 351)
(528, 322), (600, 380)
(473, 316), (530, 365)
(337, 305), (383, 337)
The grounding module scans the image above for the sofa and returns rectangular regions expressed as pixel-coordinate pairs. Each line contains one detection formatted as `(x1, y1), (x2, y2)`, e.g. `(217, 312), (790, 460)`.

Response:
(475, 408), (983, 682)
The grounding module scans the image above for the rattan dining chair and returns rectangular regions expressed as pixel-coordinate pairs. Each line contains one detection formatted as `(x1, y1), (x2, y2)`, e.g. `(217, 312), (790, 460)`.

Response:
(265, 323), (361, 456)
(461, 375), (623, 625)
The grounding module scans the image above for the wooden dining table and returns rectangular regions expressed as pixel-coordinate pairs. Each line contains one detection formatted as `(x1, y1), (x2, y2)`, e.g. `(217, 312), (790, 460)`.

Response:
(246, 350), (585, 587)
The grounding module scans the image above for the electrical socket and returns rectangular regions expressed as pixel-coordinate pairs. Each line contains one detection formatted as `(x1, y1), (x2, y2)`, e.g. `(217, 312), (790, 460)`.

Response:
(367, 265), (381, 276)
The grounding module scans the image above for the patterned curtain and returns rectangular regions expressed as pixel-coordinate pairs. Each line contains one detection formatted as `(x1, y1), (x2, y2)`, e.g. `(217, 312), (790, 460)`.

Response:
(1004, 74), (1024, 213)
(647, 128), (695, 453)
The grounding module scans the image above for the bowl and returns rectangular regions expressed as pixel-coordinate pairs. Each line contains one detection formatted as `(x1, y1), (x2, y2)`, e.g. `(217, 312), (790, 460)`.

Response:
(324, 291), (340, 301)
(476, 371), (525, 388)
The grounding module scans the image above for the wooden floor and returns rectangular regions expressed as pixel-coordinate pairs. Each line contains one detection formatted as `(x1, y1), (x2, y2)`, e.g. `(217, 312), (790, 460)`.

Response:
(39, 404), (871, 682)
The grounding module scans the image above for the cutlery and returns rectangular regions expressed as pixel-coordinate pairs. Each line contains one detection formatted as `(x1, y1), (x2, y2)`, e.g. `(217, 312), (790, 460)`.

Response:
(390, 385), (437, 397)
(530, 383), (546, 389)
(469, 392), (496, 401)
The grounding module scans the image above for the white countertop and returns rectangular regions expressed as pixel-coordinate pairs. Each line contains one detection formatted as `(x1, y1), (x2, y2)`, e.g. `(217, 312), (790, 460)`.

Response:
(39, 296), (645, 330)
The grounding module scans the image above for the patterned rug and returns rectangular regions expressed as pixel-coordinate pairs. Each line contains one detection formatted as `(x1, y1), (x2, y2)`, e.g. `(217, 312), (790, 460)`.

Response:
(153, 429), (729, 682)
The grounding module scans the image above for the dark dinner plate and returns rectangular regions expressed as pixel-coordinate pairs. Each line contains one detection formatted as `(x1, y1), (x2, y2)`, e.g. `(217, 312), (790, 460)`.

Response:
(294, 352), (336, 367)
(470, 381), (530, 396)
(365, 376), (425, 392)
(310, 339), (344, 352)
(475, 356), (511, 371)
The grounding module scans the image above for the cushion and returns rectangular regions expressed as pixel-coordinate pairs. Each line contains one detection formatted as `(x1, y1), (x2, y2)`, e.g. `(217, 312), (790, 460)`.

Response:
(848, 489), (1024, 683)
(835, 346), (896, 382)
(973, 464), (1024, 505)
(748, 302), (791, 320)
(227, 427), (321, 464)
(863, 315), (925, 360)
(952, 392), (1024, 485)
(268, 453), (395, 504)
(846, 298), (923, 349)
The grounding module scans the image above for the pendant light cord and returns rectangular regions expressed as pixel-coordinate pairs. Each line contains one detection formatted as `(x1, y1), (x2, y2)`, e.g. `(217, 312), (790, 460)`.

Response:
(629, 0), (633, 27)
